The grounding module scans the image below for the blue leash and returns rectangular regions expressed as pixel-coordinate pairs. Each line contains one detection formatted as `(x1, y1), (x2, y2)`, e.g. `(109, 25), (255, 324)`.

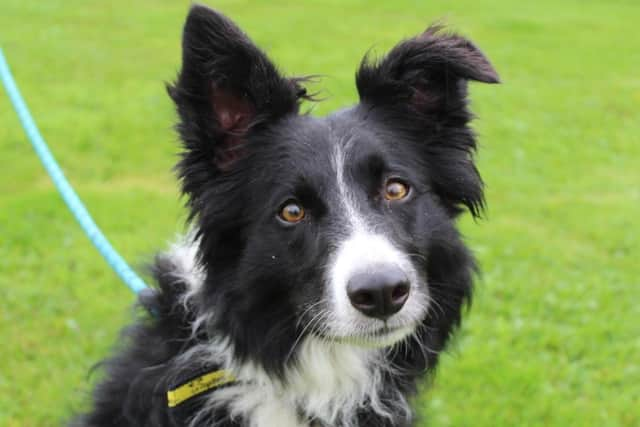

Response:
(0, 48), (148, 295)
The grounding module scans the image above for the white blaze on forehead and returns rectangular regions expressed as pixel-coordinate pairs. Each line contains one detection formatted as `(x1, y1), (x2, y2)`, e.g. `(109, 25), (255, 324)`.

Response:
(332, 140), (367, 232)
(329, 141), (417, 322)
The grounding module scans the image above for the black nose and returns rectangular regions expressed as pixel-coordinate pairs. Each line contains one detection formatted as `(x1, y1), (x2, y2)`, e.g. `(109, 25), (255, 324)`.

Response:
(346, 266), (410, 320)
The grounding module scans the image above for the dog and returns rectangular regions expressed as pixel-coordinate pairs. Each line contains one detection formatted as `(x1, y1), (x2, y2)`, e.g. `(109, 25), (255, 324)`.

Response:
(71, 4), (498, 427)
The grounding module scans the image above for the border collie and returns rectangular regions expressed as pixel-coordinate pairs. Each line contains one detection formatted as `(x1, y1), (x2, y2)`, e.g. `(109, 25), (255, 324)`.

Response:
(72, 4), (498, 427)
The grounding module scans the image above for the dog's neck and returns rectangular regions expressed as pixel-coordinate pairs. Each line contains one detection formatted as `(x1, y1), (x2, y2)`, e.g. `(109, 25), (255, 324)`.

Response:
(167, 233), (411, 426)
(179, 334), (407, 427)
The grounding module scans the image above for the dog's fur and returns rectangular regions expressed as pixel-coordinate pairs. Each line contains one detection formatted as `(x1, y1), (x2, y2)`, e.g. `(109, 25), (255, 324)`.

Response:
(71, 5), (498, 427)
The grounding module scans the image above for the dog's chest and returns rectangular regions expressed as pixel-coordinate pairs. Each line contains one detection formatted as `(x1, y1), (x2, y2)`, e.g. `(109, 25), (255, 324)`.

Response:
(233, 388), (307, 427)
(206, 338), (386, 427)
(221, 382), (347, 427)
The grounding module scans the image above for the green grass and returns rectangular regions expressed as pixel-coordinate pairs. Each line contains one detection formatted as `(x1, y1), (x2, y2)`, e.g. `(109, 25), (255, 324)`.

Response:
(1, 0), (638, 425)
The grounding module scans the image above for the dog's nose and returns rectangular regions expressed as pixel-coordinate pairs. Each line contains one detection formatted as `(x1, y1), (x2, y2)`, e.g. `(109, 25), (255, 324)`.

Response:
(346, 266), (410, 320)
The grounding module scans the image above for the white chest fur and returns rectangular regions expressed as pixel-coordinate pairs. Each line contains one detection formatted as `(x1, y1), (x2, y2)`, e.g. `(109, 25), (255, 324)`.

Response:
(194, 337), (403, 427)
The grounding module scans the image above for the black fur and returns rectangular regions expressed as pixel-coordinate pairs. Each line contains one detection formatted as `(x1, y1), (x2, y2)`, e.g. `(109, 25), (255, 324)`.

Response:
(72, 5), (498, 426)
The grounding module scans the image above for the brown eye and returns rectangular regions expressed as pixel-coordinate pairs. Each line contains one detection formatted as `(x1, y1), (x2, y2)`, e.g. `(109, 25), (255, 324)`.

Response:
(384, 179), (409, 201)
(279, 201), (305, 223)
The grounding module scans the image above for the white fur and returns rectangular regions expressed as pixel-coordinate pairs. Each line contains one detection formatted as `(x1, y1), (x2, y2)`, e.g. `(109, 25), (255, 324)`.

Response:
(332, 140), (367, 233)
(167, 230), (205, 297)
(185, 335), (406, 427)
(160, 231), (212, 337)
(327, 143), (428, 343)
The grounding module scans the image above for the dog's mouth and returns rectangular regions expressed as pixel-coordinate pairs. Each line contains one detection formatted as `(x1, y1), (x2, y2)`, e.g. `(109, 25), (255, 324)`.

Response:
(324, 323), (416, 348)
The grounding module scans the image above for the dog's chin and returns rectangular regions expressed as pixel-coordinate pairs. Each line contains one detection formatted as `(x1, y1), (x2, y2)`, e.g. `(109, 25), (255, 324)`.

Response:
(329, 324), (416, 349)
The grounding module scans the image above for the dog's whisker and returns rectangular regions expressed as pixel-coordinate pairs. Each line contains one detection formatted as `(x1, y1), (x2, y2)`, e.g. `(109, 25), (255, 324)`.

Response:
(285, 308), (330, 364)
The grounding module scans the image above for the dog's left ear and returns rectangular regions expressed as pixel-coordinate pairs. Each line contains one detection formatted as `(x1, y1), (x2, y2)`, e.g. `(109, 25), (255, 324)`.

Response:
(356, 25), (499, 111)
(356, 26), (499, 217)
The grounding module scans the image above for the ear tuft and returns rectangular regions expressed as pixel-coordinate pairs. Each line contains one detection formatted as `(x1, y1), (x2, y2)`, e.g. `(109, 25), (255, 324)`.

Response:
(417, 24), (500, 83)
(210, 85), (255, 134)
(356, 24), (499, 111)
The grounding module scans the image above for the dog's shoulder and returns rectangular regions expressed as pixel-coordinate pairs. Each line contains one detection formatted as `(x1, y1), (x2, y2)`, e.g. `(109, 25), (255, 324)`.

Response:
(70, 242), (219, 426)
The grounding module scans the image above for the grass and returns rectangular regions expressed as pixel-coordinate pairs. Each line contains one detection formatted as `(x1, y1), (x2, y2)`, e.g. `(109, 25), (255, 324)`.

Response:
(1, 0), (638, 425)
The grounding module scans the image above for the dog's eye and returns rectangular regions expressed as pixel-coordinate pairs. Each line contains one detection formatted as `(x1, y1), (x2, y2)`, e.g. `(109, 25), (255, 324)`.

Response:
(384, 179), (409, 201)
(279, 201), (305, 223)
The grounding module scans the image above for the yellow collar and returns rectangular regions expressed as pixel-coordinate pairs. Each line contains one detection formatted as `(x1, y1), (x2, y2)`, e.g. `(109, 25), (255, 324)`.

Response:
(167, 369), (236, 408)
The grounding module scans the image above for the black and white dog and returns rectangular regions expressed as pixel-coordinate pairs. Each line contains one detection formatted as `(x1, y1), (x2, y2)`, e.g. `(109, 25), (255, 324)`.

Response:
(73, 5), (498, 427)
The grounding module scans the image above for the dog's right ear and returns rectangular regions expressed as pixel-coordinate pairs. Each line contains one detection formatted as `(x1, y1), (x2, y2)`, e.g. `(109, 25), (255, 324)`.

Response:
(168, 5), (305, 174)
(355, 26), (499, 218)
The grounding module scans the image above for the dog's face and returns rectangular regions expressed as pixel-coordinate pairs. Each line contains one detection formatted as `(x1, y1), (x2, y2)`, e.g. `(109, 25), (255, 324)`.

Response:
(217, 113), (433, 348)
(169, 6), (498, 371)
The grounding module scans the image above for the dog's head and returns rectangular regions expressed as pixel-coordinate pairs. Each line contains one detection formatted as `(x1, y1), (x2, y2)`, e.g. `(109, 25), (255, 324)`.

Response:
(169, 5), (498, 373)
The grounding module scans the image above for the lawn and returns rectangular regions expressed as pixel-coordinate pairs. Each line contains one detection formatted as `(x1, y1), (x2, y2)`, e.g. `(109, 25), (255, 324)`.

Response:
(1, 0), (638, 425)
